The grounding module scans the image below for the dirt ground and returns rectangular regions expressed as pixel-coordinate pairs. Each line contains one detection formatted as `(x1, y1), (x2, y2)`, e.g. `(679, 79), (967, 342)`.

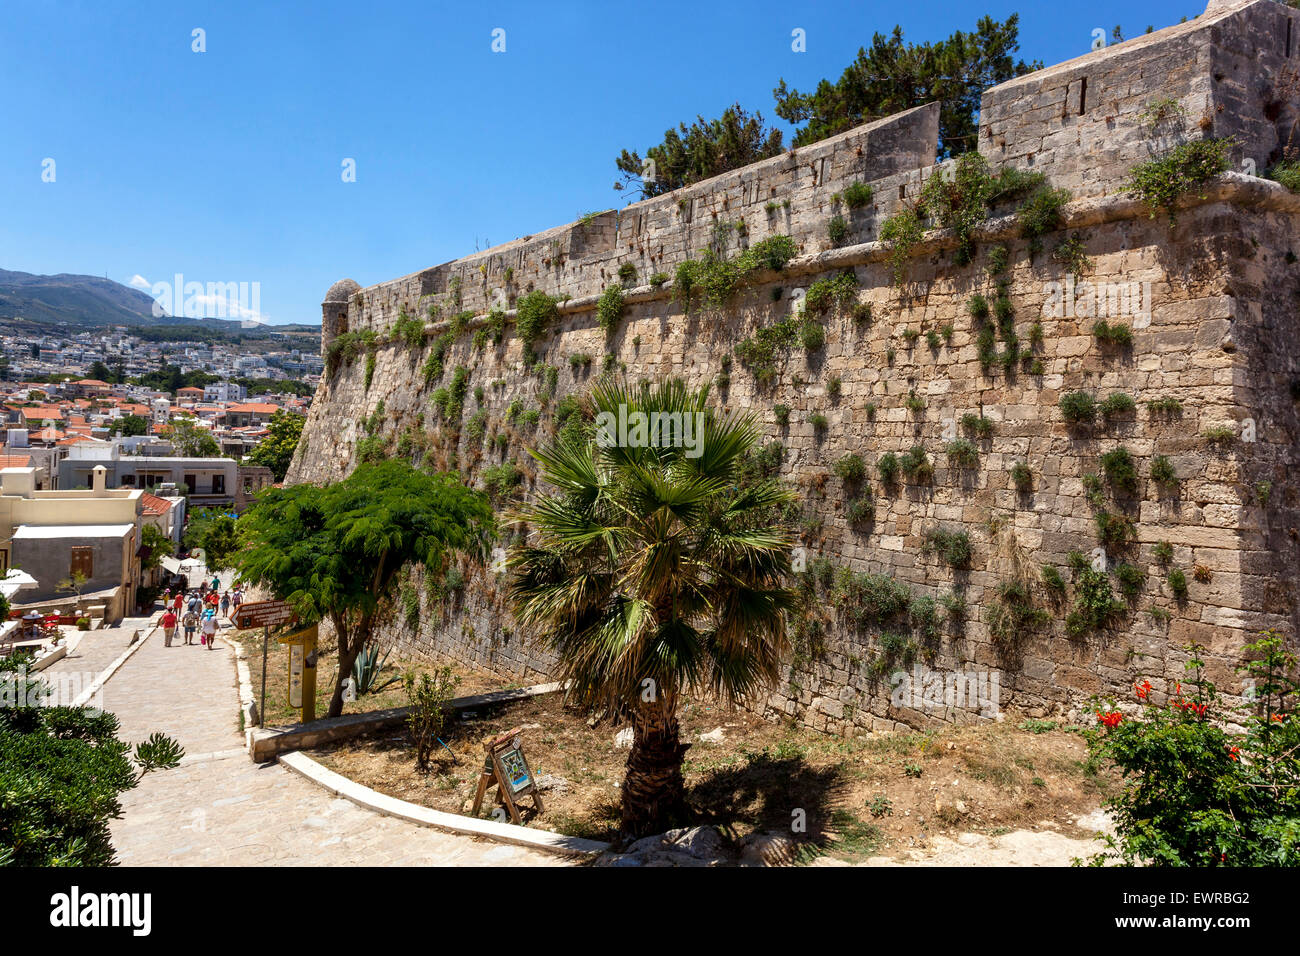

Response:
(231, 628), (515, 725)
(309, 691), (1118, 863)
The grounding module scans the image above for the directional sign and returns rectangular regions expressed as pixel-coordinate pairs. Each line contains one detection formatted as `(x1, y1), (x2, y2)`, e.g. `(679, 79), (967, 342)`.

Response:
(233, 600), (296, 629)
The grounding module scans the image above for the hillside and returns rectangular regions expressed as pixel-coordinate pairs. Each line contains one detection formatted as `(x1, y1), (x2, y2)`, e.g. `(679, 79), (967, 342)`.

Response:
(0, 268), (166, 326)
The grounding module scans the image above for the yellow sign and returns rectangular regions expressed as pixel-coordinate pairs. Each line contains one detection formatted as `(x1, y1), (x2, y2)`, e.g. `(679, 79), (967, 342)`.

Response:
(277, 624), (318, 723)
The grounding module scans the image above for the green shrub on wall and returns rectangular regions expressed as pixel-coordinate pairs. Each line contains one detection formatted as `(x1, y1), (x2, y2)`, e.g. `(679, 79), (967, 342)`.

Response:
(1123, 138), (1232, 225)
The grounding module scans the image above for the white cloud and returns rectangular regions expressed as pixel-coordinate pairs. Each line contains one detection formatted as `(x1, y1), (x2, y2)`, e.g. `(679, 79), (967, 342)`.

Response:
(128, 274), (151, 289)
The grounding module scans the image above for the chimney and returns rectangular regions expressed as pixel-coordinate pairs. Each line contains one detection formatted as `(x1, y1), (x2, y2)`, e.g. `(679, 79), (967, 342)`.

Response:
(92, 464), (107, 496)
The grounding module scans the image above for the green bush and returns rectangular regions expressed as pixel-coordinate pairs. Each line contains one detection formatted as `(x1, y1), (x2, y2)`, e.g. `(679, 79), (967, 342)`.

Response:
(899, 446), (932, 483)
(596, 285), (624, 334)
(516, 291), (559, 349)
(844, 494), (874, 527)
(923, 528), (972, 568)
(877, 452), (900, 486)
(1100, 447), (1138, 495)
(0, 663), (183, 866)
(945, 438), (979, 469)
(1095, 511), (1137, 551)
(833, 453), (866, 483)
(800, 320), (826, 351)
(1123, 138), (1232, 225)
(841, 180), (874, 209)
(804, 270), (859, 314)
(403, 666), (459, 772)
(1065, 568), (1123, 637)
(1269, 159), (1300, 194)
(1093, 320), (1133, 348)
(1010, 460), (1033, 492)
(1150, 455), (1178, 486)
(1059, 391), (1096, 425)
(827, 215), (849, 246)
(988, 581), (1049, 662)
(880, 208), (924, 285)
(1084, 634), (1300, 866)
(1016, 186), (1071, 253)
(1100, 392), (1137, 420)
(1168, 567), (1189, 599)
(959, 413), (994, 439)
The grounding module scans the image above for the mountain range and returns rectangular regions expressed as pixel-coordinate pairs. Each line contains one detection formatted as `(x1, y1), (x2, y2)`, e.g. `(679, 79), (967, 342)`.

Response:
(0, 269), (318, 333)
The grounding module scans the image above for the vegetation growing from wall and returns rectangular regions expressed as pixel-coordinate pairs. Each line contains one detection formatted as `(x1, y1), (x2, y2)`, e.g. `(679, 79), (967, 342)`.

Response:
(1123, 138), (1232, 225)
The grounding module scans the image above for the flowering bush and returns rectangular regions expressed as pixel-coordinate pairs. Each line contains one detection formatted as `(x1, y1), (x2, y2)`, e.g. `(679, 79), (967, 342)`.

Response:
(1083, 631), (1300, 866)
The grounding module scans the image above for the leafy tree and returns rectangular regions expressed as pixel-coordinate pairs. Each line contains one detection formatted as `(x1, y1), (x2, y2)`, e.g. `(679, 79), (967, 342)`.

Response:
(773, 16), (1039, 158)
(1085, 633), (1300, 866)
(507, 379), (801, 836)
(247, 410), (305, 481)
(196, 515), (239, 571)
(134, 363), (219, 395)
(0, 656), (182, 865)
(110, 414), (149, 437)
(615, 104), (784, 199)
(235, 460), (494, 718)
(139, 523), (174, 572)
(162, 416), (221, 458)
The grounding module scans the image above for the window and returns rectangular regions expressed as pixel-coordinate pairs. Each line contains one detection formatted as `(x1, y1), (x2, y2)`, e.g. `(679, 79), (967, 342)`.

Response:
(212, 474), (225, 495)
(70, 546), (93, 581)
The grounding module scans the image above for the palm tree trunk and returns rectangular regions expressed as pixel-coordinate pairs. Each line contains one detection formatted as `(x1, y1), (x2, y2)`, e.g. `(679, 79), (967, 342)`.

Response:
(621, 697), (690, 837)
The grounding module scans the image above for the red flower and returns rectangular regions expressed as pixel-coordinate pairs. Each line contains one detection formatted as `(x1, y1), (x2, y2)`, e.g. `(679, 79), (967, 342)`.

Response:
(1134, 680), (1152, 701)
(1272, 713), (1286, 723)
(1226, 745), (1240, 762)
(1096, 710), (1124, 728)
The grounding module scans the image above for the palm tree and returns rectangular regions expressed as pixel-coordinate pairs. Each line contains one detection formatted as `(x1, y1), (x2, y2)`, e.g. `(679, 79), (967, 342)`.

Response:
(507, 378), (800, 837)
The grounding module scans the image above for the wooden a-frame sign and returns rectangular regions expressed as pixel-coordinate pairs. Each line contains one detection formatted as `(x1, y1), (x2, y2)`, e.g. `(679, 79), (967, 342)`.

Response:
(471, 725), (543, 824)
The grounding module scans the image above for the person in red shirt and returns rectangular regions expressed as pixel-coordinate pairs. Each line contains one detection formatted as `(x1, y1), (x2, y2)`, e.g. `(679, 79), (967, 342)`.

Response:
(172, 591), (184, 613)
(160, 608), (178, 647)
(205, 590), (219, 609)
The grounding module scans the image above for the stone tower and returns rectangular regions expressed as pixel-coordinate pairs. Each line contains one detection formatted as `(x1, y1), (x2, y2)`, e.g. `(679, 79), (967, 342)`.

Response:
(321, 278), (360, 360)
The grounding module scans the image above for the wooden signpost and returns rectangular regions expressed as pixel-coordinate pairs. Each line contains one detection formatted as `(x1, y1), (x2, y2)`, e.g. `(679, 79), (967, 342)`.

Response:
(471, 725), (543, 824)
(233, 600), (296, 630)
(232, 600), (298, 728)
(278, 624), (319, 724)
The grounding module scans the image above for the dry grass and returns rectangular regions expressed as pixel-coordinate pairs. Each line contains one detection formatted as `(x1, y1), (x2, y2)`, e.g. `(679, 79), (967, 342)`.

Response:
(230, 628), (515, 725)
(310, 690), (1116, 860)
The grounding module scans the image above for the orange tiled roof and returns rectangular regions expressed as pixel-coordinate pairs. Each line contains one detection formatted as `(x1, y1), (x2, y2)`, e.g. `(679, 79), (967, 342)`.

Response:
(226, 403), (279, 414)
(140, 492), (172, 515)
(0, 454), (32, 468)
(20, 405), (65, 420)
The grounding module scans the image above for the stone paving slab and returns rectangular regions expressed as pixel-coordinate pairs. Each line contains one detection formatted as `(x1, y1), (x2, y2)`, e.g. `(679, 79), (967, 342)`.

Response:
(107, 615), (564, 866)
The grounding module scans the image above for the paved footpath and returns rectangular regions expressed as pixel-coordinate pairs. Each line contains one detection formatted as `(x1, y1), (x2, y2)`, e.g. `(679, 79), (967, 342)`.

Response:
(106, 619), (562, 866)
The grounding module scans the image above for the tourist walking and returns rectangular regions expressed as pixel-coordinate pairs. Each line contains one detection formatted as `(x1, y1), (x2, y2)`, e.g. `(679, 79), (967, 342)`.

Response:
(186, 591), (201, 617)
(160, 607), (178, 647)
(200, 608), (217, 650)
(182, 608), (198, 645)
(220, 591), (231, 618)
(173, 590), (184, 613)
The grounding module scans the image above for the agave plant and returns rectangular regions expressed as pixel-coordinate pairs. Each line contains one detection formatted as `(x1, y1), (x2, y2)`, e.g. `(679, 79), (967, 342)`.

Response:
(507, 378), (801, 837)
(351, 643), (400, 695)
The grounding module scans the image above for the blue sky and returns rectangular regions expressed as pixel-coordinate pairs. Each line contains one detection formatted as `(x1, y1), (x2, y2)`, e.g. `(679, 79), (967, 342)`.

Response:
(0, 0), (1203, 325)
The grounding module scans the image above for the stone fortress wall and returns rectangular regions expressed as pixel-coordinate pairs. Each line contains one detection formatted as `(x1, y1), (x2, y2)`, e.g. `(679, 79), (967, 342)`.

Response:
(292, 0), (1300, 733)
